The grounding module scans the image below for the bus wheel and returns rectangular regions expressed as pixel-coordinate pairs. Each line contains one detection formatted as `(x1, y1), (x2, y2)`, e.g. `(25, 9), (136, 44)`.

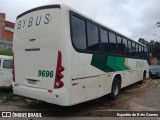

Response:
(109, 77), (120, 100)
(143, 71), (146, 80)
(139, 71), (146, 84)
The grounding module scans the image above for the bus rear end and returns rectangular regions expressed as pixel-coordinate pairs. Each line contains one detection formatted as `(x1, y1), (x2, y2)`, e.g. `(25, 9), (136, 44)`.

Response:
(12, 5), (69, 106)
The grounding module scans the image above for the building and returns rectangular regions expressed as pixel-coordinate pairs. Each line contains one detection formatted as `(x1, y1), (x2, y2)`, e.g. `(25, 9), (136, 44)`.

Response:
(0, 39), (12, 50)
(150, 56), (157, 65)
(0, 13), (14, 50)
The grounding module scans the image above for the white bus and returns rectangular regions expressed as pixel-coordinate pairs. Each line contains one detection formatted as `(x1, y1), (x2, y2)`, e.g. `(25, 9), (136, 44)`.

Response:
(12, 4), (149, 106)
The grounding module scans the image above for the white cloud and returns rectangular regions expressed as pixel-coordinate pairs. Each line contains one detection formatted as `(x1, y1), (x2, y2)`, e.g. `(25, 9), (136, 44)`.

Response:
(1, 0), (160, 41)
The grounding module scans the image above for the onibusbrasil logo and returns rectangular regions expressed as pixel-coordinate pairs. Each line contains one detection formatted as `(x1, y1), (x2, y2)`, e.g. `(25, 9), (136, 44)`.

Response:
(1, 112), (42, 118)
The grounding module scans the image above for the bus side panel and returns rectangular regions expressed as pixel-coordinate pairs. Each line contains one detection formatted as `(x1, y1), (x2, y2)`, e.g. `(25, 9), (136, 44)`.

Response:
(59, 7), (110, 105)
(121, 58), (149, 88)
(70, 78), (112, 105)
(70, 51), (111, 105)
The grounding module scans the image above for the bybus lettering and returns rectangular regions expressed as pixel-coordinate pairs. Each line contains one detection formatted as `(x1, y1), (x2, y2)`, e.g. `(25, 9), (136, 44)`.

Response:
(17, 13), (51, 29)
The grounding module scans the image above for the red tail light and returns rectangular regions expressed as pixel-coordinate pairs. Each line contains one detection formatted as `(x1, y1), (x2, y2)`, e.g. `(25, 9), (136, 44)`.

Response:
(12, 53), (15, 82)
(55, 81), (64, 88)
(56, 74), (64, 79)
(58, 66), (65, 72)
(54, 51), (65, 89)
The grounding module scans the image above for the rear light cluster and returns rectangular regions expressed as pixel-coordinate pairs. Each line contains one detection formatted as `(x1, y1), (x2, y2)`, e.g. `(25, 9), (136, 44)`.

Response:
(12, 53), (15, 82)
(54, 51), (65, 89)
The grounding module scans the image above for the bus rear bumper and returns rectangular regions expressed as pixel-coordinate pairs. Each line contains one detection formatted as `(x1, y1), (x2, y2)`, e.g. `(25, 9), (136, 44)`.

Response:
(12, 82), (69, 106)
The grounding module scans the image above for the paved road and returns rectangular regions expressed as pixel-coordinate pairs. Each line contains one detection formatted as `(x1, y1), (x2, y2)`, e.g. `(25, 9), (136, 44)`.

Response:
(0, 78), (160, 120)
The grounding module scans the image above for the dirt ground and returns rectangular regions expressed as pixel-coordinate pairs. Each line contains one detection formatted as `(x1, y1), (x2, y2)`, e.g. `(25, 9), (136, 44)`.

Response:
(0, 78), (160, 120)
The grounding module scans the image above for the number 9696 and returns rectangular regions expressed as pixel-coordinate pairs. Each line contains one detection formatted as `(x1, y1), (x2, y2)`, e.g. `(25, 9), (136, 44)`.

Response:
(38, 70), (54, 78)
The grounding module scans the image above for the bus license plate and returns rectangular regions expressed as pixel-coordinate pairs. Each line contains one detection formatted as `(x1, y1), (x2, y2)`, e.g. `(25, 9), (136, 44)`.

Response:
(28, 79), (37, 85)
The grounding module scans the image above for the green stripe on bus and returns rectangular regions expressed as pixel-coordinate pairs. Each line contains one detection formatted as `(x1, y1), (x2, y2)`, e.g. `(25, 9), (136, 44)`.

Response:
(91, 54), (115, 72)
(116, 57), (130, 70)
(91, 54), (130, 72)
(107, 56), (123, 71)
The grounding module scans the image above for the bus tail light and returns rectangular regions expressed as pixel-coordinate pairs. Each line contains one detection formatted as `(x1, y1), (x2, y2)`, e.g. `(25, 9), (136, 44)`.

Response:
(58, 66), (65, 72)
(54, 51), (65, 89)
(12, 53), (15, 82)
(56, 74), (64, 79)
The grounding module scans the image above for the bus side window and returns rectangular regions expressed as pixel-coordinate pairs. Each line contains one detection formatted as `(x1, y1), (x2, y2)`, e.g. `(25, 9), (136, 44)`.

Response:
(132, 42), (136, 58)
(100, 28), (109, 53)
(87, 22), (100, 51)
(139, 46), (142, 58)
(128, 40), (132, 57)
(71, 15), (87, 51)
(109, 32), (117, 54)
(122, 38), (128, 56)
(135, 44), (139, 58)
(141, 47), (145, 59)
(117, 36), (123, 55)
(144, 47), (148, 59)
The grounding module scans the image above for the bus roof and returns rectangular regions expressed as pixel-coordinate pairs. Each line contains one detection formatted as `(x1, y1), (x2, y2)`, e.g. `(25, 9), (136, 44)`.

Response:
(17, 4), (61, 19)
(16, 4), (147, 48)
(64, 4), (148, 48)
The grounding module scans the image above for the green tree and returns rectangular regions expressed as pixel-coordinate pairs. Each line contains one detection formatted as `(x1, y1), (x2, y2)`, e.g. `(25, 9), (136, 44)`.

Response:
(138, 38), (149, 47)
(138, 38), (160, 56)
(0, 49), (12, 56)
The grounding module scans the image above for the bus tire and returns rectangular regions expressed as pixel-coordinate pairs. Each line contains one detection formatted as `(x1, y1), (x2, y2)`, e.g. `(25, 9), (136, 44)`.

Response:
(139, 71), (146, 84)
(109, 77), (120, 100)
(143, 71), (146, 80)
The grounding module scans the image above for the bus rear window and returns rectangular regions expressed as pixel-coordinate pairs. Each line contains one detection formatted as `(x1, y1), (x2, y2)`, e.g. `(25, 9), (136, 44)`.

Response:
(71, 15), (87, 50)
(87, 22), (99, 51)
